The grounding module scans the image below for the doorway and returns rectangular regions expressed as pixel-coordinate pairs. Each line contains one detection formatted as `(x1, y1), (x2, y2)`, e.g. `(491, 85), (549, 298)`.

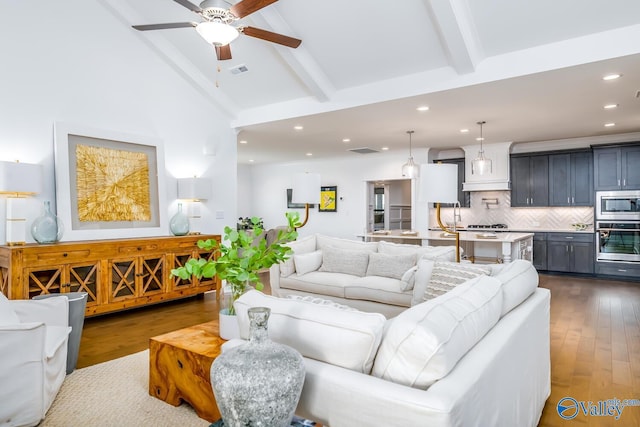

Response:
(366, 179), (412, 232)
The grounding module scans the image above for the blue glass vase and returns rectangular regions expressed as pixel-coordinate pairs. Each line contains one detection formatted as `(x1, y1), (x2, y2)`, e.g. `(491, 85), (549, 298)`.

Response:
(31, 201), (64, 244)
(169, 203), (189, 236)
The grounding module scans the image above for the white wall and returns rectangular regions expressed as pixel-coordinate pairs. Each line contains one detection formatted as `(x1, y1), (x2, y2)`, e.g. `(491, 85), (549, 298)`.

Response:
(0, 0), (237, 243)
(244, 149), (429, 240)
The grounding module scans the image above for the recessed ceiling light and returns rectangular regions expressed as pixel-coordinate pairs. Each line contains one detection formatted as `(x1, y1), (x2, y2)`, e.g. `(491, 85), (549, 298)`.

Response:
(306, 152), (313, 156)
(381, 147), (389, 151)
(603, 104), (618, 109)
(239, 140), (248, 144)
(249, 159), (254, 163)
(294, 125), (304, 131)
(460, 129), (469, 133)
(342, 138), (351, 143)
(416, 106), (430, 112)
(604, 123), (616, 127)
(602, 73), (621, 81)
(475, 137), (484, 141)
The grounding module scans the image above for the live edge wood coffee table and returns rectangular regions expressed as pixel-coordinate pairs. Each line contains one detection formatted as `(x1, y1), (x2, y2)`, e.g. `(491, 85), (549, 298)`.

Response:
(149, 320), (225, 423)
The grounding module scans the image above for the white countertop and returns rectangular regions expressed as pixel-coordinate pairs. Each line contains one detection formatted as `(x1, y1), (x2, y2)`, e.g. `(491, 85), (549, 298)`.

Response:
(423, 230), (534, 243)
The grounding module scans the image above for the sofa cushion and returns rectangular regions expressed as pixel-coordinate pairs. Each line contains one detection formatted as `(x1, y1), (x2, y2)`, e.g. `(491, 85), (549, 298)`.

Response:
(399, 265), (418, 291)
(280, 235), (317, 277)
(377, 241), (456, 262)
(346, 276), (413, 307)
(421, 261), (491, 302)
(280, 271), (354, 298)
(372, 275), (503, 389)
(319, 246), (370, 277)
(411, 259), (435, 306)
(492, 259), (539, 317)
(316, 234), (378, 252)
(234, 290), (387, 374)
(365, 252), (416, 280)
(0, 293), (19, 325)
(293, 250), (323, 275)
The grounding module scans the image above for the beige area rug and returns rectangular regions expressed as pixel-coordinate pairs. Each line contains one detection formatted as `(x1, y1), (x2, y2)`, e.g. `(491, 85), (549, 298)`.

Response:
(41, 350), (210, 427)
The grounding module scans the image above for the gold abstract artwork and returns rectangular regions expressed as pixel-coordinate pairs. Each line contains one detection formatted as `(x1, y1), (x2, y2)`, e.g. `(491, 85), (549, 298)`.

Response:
(76, 144), (151, 222)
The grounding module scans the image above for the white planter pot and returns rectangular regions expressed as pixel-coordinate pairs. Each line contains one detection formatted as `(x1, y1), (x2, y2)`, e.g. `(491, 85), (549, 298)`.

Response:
(219, 308), (240, 340)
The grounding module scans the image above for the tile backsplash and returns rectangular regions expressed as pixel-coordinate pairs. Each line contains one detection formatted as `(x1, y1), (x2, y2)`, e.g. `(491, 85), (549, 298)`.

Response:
(431, 191), (594, 230)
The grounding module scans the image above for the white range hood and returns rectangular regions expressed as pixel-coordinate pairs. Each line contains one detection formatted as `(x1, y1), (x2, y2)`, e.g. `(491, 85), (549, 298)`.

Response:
(461, 142), (513, 192)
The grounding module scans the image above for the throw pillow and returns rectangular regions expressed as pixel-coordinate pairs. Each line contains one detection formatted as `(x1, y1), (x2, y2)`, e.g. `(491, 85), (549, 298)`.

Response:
(411, 259), (435, 306)
(293, 250), (323, 275)
(0, 292), (19, 325)
(371, 275), (503, 389)
(422, 261), (491, 302)
(319, 246), (370, 277)
(234, 290), (387, 374)
(365, 252), (416, 280)
(399, 265), (418, 291)
(280, 235), (316, 277)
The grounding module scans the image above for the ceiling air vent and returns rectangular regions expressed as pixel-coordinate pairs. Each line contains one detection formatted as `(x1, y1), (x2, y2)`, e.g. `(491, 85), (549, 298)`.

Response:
(348, 147), (379, 154)
(229, 64), (249, 75)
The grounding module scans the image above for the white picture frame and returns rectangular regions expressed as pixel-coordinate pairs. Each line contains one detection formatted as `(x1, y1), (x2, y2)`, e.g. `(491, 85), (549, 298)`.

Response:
(53, 122), (168, 241)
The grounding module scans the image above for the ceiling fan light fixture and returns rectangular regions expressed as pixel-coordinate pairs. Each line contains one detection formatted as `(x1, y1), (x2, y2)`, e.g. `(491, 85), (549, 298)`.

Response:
(472, 121), (492, 175)
(401, 130), (419, 179)
(196, 21), (239, 46)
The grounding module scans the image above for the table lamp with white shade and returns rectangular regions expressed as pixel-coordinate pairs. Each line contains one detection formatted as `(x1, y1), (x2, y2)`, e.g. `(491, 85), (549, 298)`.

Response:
(291, 172), (321, 228)
(420, 163), (461, 262)
(0, 160), (43, 245)
(177, 177), (212, 234)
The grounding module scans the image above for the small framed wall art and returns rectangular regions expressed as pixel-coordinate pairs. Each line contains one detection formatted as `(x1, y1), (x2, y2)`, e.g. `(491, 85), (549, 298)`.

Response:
(319, 186), (337, 212)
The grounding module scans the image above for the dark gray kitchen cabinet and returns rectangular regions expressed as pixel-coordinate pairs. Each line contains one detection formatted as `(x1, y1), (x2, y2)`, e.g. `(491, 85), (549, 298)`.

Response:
(435, 158), (469, 208)
(511, 155), (549, 207)
(549, 151), (593, 206)
(593, 144), (640, 190)
(532, 233), (547, 271)
(546, 233), (594, 274)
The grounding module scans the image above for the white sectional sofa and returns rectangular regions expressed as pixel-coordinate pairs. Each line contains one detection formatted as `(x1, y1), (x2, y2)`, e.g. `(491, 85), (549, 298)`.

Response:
(269, 234), (459, 318)
(232, 259), (550, 427)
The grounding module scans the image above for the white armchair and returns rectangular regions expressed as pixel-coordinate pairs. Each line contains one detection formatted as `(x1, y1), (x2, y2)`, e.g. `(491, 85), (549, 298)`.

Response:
(0, 294), (71, 427)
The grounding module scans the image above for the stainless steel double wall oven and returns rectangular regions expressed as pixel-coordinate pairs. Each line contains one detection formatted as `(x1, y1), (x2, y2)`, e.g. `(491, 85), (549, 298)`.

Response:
(595, 190), (640, 263)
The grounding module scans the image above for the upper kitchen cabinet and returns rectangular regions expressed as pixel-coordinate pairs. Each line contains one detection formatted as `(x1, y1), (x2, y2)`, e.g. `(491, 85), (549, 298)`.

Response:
(511, 154), (549, 207)
(593, 144), (640, 190)
(549, 151), (593, 206)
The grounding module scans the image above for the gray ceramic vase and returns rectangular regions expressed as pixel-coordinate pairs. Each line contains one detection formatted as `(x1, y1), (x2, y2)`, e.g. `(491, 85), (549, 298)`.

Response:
(210, 307), (306, 427)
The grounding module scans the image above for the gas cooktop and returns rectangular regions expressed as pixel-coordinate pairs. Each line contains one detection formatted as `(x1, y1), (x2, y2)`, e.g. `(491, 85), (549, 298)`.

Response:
(467, 224), (509, 230)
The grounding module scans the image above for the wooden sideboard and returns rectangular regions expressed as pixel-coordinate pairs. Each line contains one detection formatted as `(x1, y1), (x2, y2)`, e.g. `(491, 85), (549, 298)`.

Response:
(0, 235), (221, 317)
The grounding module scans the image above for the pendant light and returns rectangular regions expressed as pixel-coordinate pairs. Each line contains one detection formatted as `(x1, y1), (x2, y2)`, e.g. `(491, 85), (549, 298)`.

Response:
(401, 130), (419, 178)
(472, 120), (492, 175)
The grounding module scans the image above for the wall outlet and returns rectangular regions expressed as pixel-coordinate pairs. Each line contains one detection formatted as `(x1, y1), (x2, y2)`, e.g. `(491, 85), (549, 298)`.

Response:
(216, 210), (224, 219)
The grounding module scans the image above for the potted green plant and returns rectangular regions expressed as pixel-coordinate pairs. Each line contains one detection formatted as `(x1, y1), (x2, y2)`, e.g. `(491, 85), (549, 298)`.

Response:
(171, 212), (300, 338)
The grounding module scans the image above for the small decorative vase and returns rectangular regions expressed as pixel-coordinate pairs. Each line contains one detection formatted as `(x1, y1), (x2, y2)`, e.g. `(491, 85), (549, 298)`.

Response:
(211, 307), (306, 427)
(31, 201), (64, 244)
(169, 203), (189, 236)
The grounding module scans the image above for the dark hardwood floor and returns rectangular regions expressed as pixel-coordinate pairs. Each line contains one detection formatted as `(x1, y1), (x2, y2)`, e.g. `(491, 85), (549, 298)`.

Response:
(76, 273), (640, 427)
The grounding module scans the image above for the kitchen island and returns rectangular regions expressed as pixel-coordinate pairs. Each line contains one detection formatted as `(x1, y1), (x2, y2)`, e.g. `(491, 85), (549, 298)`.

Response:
(423, 230), (534, 264)
(358, 230), (534, 264)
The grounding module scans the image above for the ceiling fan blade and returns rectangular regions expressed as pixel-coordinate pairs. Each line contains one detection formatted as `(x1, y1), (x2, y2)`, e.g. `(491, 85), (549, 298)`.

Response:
(216, 44), (232, 60)
(230, 0), (277, 19)
(242, 26), (301, 48)
(173, 0), (202, 13)
(132, 22), (197, 31)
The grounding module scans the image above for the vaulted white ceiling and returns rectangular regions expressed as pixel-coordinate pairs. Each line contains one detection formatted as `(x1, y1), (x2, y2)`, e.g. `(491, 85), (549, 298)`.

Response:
(106, 0), (640, 164)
